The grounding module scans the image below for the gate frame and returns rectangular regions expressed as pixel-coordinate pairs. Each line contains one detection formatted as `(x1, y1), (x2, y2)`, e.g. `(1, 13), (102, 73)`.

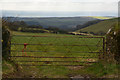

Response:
(10, 35), (106, 66)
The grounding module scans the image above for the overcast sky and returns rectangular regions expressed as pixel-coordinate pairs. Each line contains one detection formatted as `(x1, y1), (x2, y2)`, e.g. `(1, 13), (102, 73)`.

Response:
(0, 0), (119, 17)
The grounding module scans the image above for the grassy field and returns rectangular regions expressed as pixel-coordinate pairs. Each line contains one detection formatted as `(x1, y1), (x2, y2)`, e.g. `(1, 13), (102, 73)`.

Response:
(5, 31), (105, 78)
(77, 18), (118, 34)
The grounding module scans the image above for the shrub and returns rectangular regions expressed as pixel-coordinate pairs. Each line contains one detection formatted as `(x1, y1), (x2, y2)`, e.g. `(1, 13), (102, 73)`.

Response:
(2, 26), (11, 60)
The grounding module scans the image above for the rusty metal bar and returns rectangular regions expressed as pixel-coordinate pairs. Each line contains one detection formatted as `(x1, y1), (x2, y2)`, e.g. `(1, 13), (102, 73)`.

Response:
(15, 61), (97, 63)
(11, 43), (102, 47)
(9, 56), (98, 58)
(12, 35), (104, 38)
(11, 50), (102, 53)
(18, 64), (85, 66)
(68, 36), (102, 38)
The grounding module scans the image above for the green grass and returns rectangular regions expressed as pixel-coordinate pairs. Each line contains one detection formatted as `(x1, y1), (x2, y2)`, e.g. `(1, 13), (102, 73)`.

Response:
(5, 31), (118, 78)
(9, 31), (103, 78)
(77, 18), (118, 34)
(85, 63), (118, 77)
(2, 59), (14, 75)
(70, 62), (119, 78)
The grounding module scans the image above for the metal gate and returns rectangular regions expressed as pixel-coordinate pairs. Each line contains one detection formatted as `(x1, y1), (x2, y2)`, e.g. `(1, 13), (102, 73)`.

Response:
(10, 35), (105, 66)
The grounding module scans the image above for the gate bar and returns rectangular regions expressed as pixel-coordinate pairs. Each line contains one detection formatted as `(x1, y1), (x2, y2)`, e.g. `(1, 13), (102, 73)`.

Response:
(11, 35), (104, 38)
(18, 64), (86, 66)
(15, 61), (97, 63)
(11, 43), (102, 47)
(11, 50), (102, 53)
(9, 56), (98, 58)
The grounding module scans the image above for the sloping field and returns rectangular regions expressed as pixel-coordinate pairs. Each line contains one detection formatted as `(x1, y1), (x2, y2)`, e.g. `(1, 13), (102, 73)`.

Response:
(77, 18), (118, 34)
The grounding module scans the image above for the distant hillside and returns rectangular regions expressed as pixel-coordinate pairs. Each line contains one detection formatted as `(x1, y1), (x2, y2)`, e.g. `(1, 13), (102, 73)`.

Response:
(5, 17), (98, 31)
(76, 18), (118, 35)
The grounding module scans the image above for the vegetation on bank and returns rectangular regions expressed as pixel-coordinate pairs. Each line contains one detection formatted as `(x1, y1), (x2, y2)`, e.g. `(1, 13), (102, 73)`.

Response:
(2, 21), (16, 78)
(2, 20), (11, 60)
(106, 22), (120, 63)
